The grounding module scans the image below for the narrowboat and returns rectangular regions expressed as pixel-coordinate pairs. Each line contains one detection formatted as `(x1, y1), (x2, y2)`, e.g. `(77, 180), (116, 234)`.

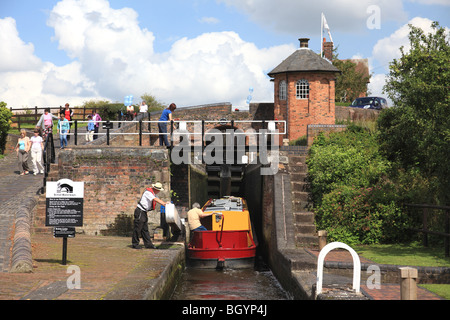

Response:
(187, 197), (257, 269)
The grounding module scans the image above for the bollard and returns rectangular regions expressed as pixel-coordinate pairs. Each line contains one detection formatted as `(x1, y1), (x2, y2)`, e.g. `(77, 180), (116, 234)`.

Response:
(399, 267), (418, 300)
(318, 230), (327, 251)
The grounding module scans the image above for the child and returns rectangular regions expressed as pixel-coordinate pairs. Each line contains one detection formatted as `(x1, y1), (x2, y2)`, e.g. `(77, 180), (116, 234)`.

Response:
(86, 115), (95, 142)
(57, 112), (70, 149)
(30, 129), (44, 175)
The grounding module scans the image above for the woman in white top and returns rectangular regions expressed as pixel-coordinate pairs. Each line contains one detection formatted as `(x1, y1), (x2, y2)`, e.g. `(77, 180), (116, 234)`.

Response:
(30, 129), (44, 175)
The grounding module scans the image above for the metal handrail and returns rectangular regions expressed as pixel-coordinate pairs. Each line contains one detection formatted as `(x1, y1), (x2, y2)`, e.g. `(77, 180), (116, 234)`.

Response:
(59, 119), (286, 146)
(41, 132), (55, 194)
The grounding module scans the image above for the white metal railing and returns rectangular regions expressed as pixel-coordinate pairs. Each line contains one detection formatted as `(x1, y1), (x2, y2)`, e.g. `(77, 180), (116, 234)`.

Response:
(58, 119), (287, 141)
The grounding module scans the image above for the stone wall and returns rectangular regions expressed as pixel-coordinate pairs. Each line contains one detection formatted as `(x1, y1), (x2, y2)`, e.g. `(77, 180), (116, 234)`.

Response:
(335, 105), (380, 122)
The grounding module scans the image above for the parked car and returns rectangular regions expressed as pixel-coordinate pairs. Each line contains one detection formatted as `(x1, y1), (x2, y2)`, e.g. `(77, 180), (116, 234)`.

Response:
(349, 97), (388, 110)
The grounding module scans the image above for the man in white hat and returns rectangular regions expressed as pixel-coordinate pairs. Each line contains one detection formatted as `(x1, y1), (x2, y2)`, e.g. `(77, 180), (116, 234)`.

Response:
(132, 182), (170, 249)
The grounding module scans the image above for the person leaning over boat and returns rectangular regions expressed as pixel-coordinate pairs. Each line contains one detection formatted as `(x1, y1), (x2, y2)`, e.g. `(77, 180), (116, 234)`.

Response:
(132, 182), (170, 249)
(187, 202), (214, 232)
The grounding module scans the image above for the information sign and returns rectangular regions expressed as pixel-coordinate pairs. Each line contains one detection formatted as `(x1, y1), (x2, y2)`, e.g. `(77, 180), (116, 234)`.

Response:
(53, 227), (76, 238)
(46, 179), (84, 227)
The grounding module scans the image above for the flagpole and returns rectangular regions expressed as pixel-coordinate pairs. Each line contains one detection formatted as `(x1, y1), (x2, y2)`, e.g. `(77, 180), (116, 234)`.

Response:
(320, 13), (323, 57)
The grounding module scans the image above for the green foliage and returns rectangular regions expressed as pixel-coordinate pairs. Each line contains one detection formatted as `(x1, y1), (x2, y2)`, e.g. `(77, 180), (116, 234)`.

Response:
(333, 57), (371, 103)
(307, 127), (411, 244)
(289, 135), (307, 146)
(82, 100), (125, 121)
(141, 93), (166, 112)
(307, 127), (390, 206)
(0, 102), (13, 154)
(316, 184), (408, 245)
(380, 21), (450, 205)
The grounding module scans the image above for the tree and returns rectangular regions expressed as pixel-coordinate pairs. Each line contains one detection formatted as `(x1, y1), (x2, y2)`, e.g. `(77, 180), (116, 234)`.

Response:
(378, 21), (450, 204)
(333, 59), (371, 103)
(0, 101), (13, 154)
(141, 93), (166, 112)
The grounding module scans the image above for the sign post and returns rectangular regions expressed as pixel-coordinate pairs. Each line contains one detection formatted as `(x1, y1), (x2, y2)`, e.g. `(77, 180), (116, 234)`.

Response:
(46, 179), (84, 265)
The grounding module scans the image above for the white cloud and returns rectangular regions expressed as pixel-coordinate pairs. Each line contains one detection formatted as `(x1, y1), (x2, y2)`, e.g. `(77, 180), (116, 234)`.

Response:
(0, 17), (42, 72)
(372, 17), (437, 69)
(219, 0), (407, 35)
(0, 0), (296, 109)
(26, 0), (294, 108)
(0, 16), (102, 108)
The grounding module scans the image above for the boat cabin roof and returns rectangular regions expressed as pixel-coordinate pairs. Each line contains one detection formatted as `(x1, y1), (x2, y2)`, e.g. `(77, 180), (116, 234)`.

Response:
(203, 197), (244, 212)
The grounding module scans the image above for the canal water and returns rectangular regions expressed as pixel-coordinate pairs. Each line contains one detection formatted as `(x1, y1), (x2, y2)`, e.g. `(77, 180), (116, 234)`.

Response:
(170, 259), (290, 300)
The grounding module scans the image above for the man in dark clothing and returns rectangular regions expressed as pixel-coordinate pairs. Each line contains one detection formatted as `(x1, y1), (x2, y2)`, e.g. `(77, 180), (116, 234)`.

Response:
(132, 182), (169, 249)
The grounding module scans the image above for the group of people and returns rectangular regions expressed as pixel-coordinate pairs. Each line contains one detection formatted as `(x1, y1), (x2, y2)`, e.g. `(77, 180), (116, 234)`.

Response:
(15, 103), (104, 176)
(132, 182), (211, 249)
(15, 128), (44, 176)
(35, 103), (103, 147)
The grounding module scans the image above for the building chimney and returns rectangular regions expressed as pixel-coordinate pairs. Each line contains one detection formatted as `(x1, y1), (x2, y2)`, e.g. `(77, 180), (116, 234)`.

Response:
(323, 39), (333, 61)
(299, 38), (310, 48)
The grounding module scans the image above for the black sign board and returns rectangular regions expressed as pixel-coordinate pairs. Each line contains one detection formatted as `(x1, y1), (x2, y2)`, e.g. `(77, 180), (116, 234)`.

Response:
(46, 179), (84, 227)
(102, 121), (113, 129)
(53, 227), (76, 238)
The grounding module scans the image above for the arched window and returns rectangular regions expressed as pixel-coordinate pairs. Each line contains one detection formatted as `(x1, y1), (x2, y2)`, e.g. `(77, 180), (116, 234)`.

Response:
(296, 79), (309, 99)
(279, 80), (287, 100)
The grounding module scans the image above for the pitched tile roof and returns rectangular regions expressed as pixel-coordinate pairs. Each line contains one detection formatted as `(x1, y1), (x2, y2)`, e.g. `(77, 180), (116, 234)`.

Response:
(268, 48), (341, 77)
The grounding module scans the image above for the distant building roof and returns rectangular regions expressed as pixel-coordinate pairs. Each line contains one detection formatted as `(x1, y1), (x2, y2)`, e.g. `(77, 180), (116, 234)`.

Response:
(268, 39), (340, 77)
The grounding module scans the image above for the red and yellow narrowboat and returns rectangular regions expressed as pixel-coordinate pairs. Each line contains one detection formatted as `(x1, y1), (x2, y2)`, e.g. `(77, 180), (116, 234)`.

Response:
(187, 197), (257, 269)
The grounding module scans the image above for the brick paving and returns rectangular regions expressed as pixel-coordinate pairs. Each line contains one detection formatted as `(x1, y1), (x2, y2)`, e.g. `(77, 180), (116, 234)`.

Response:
(0, 233), (184, 300)
(306, 248), (446, 300)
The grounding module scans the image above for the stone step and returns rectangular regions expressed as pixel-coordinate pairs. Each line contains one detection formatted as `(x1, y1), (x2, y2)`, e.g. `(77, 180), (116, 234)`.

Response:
(289, 165), (308, 173)
(295, 234), (318, 248)
(291, 181), (308, 192)
(292, 199), (313, 212)
(290, 173), (308, 182)
(295, 223), (316, 235)
(291, 191), (309, 202)
(288, 155), (306, 165)
(294, 212), (315, 224)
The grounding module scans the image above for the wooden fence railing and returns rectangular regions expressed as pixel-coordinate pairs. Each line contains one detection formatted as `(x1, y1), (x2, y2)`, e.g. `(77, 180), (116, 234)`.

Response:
(405, 203), (450, 257)
(10, 106), (96, 131)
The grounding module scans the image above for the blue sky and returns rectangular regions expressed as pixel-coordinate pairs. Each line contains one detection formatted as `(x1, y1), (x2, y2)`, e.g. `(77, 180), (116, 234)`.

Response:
(0, 0), (448, 108)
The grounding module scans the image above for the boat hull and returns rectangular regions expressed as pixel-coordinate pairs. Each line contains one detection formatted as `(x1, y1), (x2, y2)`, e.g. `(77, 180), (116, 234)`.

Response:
(187, 230), (256, 269)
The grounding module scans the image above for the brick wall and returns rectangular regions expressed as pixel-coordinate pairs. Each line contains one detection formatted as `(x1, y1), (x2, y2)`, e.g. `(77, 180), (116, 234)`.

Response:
(273, 72), (337, 141)
(54, 147), (170, 235)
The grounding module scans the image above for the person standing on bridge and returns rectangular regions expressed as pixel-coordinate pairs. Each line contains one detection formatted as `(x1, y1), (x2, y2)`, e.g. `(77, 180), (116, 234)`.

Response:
(57, 112), (70, 149)
(158, 103), (176, 147)
(132, 182), (170, 249)
(63, 103), (73, 141)
(36, 108), (59, 139)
